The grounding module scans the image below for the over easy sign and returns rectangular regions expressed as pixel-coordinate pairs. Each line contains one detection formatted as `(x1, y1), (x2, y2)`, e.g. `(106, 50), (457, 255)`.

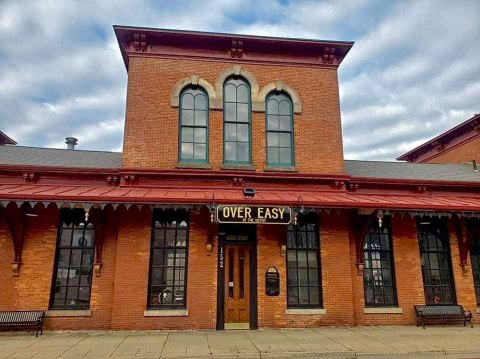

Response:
(216, 205), (292, 224)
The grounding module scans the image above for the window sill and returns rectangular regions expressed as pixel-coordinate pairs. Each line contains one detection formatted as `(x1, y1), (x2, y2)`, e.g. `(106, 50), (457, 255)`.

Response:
(46, 309), (92, 317)
(144, 309), (188, 317)
(364, 307), (403, 314)
(285, 308), (326, 315)
(221, 164), (256, 171)
(476, 307), (480, 314)
(264, 166), (297, 172)
(176, 163), (212, 170)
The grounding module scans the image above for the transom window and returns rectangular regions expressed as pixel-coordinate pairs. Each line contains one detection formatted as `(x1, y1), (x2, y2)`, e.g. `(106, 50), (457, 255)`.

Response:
(51, 209), (95, 309)
(148, 209), (189, 309)
(266, 92), (294, 166)
(286, 213), (322, 308)
(363, 217), (397, 307)
(469, 220), (480, 305)
(179, 87), (208, 163)
(417, 218), (456, 305)
(223, 77), (251, 164)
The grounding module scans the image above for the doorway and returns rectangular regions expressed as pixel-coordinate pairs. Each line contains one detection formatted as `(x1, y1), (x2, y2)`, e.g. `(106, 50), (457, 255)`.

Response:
(217, 224), (257, 330)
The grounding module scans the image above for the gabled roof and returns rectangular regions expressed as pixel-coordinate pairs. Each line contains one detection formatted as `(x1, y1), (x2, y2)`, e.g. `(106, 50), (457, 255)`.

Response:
(397, 113), (480, 162)
(0, 131), (17, 145)
(0, 145), (122, 169)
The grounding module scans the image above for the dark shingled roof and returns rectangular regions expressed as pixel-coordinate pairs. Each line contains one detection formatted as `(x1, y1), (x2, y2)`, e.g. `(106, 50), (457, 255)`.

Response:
(1, 145), (479, 183)
(0, 145), (122, 168)
(344, 160), (480, 182)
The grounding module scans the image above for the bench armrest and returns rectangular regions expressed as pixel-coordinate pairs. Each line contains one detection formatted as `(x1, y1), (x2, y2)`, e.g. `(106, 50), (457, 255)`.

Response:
(463, 310), (473, 318)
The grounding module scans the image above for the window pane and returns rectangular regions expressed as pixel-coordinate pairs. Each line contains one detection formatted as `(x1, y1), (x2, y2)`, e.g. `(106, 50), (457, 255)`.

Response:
(224, 84), (236, 102)
(237, 85), (249, 103)
(194, 144), (206, 160)
(181, 110), (194, 126)
(148, 209), (190, 309)
(194, 94), (206, 109)
(267, 115), (279, 131)
(225, 142), (237, 161)
(279, 100), (290, 115)
(237, 124), (249, 142)
(267, 132), (279, 147)
(225, 103), (236, 121)
(181, 143), (193, 160)
(182, 93), (194, 109)
(279, 133), (291, 147)
(267, 100), (278, 115)
(237, 142), (249, 162)
(225, 123), (237, 141)
(237, 103), (249, 122)
(60, 229), (72, 247)
(195, 110), (207, 126)
(286, 217), (321, 308)
(279, 116), (291, 131)
(194, 128), (206, 143)
(279, 148), (292, 164)
(182, 128), (193, 142)
(267, 148), (279, 164)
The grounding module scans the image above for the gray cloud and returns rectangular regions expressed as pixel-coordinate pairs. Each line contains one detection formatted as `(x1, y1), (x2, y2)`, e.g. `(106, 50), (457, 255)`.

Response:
(0, 0), (479, 161)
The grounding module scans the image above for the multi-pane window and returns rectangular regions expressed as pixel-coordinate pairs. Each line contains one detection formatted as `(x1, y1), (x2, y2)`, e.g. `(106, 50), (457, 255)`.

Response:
(363, 218), (397, 306)
(266, 92), (294, 166)
(417, 218), (456, 305)
(148, 209), (189, 309)
(223, 77), (251, 164)
(286, 213), (321, 308)
(179, 87), (208, 162)
(470, 222), (480, 305)
(51, 209), (95, 309)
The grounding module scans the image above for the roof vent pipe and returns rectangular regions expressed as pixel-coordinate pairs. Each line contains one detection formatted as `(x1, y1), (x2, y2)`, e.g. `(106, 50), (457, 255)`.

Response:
(65, 137), (78, 150)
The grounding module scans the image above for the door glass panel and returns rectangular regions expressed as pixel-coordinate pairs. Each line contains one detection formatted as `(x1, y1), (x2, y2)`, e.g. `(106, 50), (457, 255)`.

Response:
(228, 248), (234, 299)
(239, 248), (245, 299)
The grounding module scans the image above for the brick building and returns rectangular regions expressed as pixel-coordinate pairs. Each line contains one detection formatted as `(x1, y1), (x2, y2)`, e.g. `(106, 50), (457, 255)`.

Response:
(0, 26), (479, 330)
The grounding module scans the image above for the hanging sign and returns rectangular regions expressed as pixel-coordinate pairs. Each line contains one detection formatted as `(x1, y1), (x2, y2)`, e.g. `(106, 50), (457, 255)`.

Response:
(216, 205), (292, 225)
(265, 266), (280, 296)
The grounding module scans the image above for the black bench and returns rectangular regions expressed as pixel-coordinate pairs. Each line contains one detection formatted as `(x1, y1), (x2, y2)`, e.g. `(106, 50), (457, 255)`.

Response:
(0, 310), (46, 337)
(414, 305), (473, 329)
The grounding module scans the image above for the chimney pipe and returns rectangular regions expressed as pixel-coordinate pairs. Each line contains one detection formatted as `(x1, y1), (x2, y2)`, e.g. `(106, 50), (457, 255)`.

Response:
(65, 137), (78, 150)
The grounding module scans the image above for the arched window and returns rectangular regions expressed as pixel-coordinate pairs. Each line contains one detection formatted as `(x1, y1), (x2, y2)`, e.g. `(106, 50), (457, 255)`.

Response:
(179, 87), (208, 163)
(363, 217), (397, 307)
(223, 77), (251, 164)
(266, 92), (294, 166)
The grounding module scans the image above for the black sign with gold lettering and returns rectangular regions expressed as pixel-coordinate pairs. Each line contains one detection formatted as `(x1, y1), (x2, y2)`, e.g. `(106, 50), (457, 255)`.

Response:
(216, 205), (292, 225)
(265, 267), (280, 296)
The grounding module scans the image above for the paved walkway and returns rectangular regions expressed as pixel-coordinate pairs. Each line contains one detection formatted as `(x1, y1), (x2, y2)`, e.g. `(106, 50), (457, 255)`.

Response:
(1, 326), (480, 358)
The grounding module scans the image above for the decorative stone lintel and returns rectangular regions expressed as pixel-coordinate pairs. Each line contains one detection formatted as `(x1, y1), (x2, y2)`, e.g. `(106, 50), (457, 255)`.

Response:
(364, 307), (403, 314)
(46, 310), (92, 317)
(144, 309), (188, 317)
(285, 308), (326, 315)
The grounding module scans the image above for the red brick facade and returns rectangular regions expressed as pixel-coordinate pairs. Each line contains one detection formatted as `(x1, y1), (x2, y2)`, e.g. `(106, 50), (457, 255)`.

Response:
(0, 27), (478, 331)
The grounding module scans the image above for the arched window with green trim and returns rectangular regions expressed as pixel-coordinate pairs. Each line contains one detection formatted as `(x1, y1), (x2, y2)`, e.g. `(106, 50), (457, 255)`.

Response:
(266, 92), (294, 166)
(223, 77), (251, 164)
(179, 87), (208, 163)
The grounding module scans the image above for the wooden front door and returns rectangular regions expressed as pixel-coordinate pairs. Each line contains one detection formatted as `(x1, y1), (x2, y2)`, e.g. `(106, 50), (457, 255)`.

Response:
(224, 244), (250, 328)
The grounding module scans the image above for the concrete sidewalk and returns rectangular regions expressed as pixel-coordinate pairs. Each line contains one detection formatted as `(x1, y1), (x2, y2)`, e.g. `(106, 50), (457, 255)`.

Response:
(1, 326), (480, 359)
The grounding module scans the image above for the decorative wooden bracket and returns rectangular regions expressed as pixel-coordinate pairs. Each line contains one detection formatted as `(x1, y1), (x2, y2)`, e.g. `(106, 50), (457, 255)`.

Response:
(347, 183), (359, 192)
(89, 208), (108, 277)
(333, 180), (344, 190)
(471, 119), (480, 133)
(0, 205), (27, 276)
(106, 175), (120, 186)
(133, 33), (147, 52)
(322, 47), (336, 64)
(22, 172), (36, 183)
(352, 210), (377, 275)
(232, 177), (245, 187)
(455, 215), (473, 276)
(417, 186), (427, 193)
(432, 140), (446, 152)
(123, 174), (135, 185)
(230, 40), (244, 58)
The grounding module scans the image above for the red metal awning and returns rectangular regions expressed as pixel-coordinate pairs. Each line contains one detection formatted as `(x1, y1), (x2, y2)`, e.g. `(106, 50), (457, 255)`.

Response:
(1, 183), (480, 212)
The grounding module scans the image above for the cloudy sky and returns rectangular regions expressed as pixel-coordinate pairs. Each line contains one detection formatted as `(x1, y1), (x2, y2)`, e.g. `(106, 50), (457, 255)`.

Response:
(0, 0), (479, 160)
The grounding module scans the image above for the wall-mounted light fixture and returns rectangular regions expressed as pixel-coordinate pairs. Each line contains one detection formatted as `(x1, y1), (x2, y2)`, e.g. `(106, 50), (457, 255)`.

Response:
(243, 187), (256, 197)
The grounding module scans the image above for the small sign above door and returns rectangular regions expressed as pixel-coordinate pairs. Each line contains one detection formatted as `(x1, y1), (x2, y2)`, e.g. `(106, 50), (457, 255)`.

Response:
(216, 205), (292, 225)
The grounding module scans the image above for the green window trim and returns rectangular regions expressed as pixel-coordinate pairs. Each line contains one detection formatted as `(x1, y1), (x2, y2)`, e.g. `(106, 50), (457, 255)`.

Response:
(266, 92), (294, 167)
(223, 76), (252, 165)
(179, 87), (209, 164)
